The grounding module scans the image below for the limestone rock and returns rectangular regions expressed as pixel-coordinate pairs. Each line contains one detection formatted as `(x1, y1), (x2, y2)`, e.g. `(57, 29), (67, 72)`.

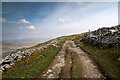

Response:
(82, 25), (120, 47)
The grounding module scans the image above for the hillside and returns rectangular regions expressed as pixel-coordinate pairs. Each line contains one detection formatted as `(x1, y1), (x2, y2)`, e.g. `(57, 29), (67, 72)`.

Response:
(1, 25), (120, 79)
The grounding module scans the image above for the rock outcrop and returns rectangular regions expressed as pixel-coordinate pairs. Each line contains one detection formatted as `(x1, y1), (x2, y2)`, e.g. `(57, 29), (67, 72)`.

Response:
(82, 25), (120, 47)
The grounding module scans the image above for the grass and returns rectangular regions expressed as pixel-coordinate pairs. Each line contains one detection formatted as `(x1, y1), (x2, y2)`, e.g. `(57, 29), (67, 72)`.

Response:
(2, 32), (119, 79)
(72, 52), (82, 78)
(75, 41), (120, 79)
(2, 40), (65, 78)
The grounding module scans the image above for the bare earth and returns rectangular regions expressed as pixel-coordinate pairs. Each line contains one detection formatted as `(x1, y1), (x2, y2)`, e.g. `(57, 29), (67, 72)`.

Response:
(38, 40), (105, 79)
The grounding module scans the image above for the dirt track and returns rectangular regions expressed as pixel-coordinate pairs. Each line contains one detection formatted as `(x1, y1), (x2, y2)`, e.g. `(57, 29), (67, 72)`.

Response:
(39, 41), (105, 79)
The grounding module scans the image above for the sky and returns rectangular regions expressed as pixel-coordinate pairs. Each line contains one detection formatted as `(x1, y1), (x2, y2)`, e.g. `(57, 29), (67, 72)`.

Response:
(1, 2), (118, 41)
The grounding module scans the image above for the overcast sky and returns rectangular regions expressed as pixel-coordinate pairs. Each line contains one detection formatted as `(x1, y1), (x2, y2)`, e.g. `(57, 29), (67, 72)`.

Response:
(1, 2), (118, 40)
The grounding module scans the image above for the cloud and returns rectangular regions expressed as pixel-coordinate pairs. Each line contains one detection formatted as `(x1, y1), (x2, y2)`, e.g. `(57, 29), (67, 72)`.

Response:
(38, 3), (117, 39)
(54, 6), (118, 33)
(3, 2), (118, 40)
(58, 18), (65, 22)
(77, 2), (84, 6)
(0, 18), (16, 23)
(17, 19), (30, 24)
(26, 25), (35, 30)
(0, 18), (30, 24)
(18, 27), (23, 30)
(0, 18), (7, 23)
(43, 19), (47, 22)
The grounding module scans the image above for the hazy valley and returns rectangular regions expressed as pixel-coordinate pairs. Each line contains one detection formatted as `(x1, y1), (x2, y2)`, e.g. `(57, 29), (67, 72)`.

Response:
(2, 38), (49, 57)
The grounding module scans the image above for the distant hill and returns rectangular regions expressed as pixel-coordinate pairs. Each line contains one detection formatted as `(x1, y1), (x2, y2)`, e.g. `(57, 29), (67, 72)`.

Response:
(2, 38), (50, 57)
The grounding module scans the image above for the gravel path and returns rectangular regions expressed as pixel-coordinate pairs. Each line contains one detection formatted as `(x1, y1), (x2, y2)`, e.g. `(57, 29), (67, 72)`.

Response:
(60, 45), (72, 78)
(67, 41), (105, 78)
(39, 41), (69, 78)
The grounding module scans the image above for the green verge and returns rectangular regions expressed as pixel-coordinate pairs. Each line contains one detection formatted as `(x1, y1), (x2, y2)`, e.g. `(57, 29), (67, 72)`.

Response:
(75, 41), (120, 79)
(72, 52), (82, 78)
(2, 41), (65, 78)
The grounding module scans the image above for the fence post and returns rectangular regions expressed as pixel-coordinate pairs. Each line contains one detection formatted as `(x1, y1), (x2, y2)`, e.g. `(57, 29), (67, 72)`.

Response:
(89, 29), (90, 37)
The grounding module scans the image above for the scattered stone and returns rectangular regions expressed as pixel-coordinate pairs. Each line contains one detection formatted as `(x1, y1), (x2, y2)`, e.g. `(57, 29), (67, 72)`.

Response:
(43, 74), (46, 77)
(48, 73), (54, 78)
(48, 69), (52, 73)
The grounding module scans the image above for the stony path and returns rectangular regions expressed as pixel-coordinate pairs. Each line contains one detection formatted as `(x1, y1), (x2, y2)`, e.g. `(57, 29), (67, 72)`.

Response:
(60, 47), (72, 78)
(67, 41), (105, 78)
(39, 41), (68, 78)
(39, 40), (105, 79)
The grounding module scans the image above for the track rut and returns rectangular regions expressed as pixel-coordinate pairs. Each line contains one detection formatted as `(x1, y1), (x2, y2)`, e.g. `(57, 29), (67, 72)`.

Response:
(39, 40), (105, 79)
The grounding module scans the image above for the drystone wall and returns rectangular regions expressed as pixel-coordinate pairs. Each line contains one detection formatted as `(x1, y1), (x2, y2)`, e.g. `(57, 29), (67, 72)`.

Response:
(0, 40), (60, 72)
(82, 25), (120, 47)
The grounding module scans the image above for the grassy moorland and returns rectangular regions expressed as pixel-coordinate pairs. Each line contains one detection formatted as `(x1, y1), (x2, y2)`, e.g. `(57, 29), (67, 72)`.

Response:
(2, 32), (119, 79)
(74, 37), (120, 79)
(2, 40), (65, 78)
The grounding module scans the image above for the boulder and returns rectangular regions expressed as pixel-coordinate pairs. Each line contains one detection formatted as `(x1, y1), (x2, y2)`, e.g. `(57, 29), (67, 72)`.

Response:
(3, 64), (11, 69)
